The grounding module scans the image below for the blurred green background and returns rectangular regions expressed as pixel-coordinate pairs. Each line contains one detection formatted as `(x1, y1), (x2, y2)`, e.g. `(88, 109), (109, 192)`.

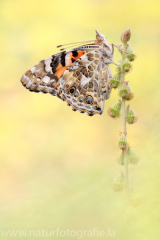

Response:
(0, 0), (160, 239)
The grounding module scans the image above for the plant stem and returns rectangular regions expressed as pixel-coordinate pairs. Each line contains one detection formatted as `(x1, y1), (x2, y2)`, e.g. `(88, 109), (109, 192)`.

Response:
(121, 42), (130, 205)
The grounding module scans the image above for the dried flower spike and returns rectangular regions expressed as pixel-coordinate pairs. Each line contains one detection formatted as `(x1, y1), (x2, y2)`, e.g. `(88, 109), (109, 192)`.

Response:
(111, 29), (139, 207)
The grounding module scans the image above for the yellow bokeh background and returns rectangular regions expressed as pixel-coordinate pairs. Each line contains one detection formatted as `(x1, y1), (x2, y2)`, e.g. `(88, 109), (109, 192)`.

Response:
(0, 0), (160, 239)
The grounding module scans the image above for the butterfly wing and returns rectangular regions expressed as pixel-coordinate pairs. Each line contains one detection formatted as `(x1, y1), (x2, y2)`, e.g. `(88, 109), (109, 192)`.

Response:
(58, 50), (112, 116)
(21, 48), (112, 116)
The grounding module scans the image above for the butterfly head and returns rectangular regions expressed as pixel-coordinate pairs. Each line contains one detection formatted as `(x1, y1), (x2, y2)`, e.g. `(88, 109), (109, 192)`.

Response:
(95, 30), (114, 63)
(95, 30), (107, 42)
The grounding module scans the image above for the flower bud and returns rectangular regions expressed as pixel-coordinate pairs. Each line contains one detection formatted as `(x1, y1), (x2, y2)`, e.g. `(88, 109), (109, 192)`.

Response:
(112, 171), (125, 192)
(118, 133), (128, 150)
(125, 92), (134, 101)
(127, 147), (139, 164)
(107, 100), (122, 119)
(122, 58), (132, 72)
(110, 73), (121, 89)
(118, 82), (131, 99)
(117, 150), (124, 165)
(120, 28), (131, 43)
(126, 44), (136, 62)
(130, 188), (140, 207)
(126, 105), (138, 124)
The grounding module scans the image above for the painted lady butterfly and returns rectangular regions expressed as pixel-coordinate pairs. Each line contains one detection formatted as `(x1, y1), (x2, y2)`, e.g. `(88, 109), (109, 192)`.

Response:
(21, 30), (114, 116)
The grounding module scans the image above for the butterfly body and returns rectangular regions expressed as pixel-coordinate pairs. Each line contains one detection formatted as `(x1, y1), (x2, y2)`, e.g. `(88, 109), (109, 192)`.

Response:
(21, 31), (114, 116)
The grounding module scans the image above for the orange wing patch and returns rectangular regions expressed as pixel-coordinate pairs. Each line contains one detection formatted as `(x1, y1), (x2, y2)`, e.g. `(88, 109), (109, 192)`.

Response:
(55, 51), (85, 79)
(54, 64), (68, 79)
(71, 51), (85, 61)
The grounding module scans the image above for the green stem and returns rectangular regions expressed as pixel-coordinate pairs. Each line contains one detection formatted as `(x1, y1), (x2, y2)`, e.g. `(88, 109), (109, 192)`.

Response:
(121, 42), (130, 205)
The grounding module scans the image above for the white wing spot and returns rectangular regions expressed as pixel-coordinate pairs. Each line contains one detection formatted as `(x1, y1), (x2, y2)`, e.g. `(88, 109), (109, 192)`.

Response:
(27, 80), (32, 86)
(42, 76), (50, 83)
(80, 76), (90, 88)
(30, 67), (36, 73)
(45, 58), (52, 73)
(60, 78), (65, 87)
(50, 79), (55, 83)
(37, 78), (41, 81)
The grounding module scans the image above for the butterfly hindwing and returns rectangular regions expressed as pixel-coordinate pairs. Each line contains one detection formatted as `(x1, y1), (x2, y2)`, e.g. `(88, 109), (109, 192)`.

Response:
(58, 50), (111, 115)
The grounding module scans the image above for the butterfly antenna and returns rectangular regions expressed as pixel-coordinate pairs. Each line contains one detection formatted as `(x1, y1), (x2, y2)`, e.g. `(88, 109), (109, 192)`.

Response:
(60, 42), (96, 51)
(57, 40), (95, 48)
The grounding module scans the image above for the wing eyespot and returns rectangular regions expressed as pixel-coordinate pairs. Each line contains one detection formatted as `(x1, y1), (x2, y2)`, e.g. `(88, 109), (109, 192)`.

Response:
(69, 86), (76, 94)
(79, 97), (84, 102)
(74, 92), (79, 97)
(85, 96), (93, 105)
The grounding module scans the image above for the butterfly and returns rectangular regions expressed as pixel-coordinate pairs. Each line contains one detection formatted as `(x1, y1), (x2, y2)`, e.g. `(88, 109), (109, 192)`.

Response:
(20, 30), (114, 116)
